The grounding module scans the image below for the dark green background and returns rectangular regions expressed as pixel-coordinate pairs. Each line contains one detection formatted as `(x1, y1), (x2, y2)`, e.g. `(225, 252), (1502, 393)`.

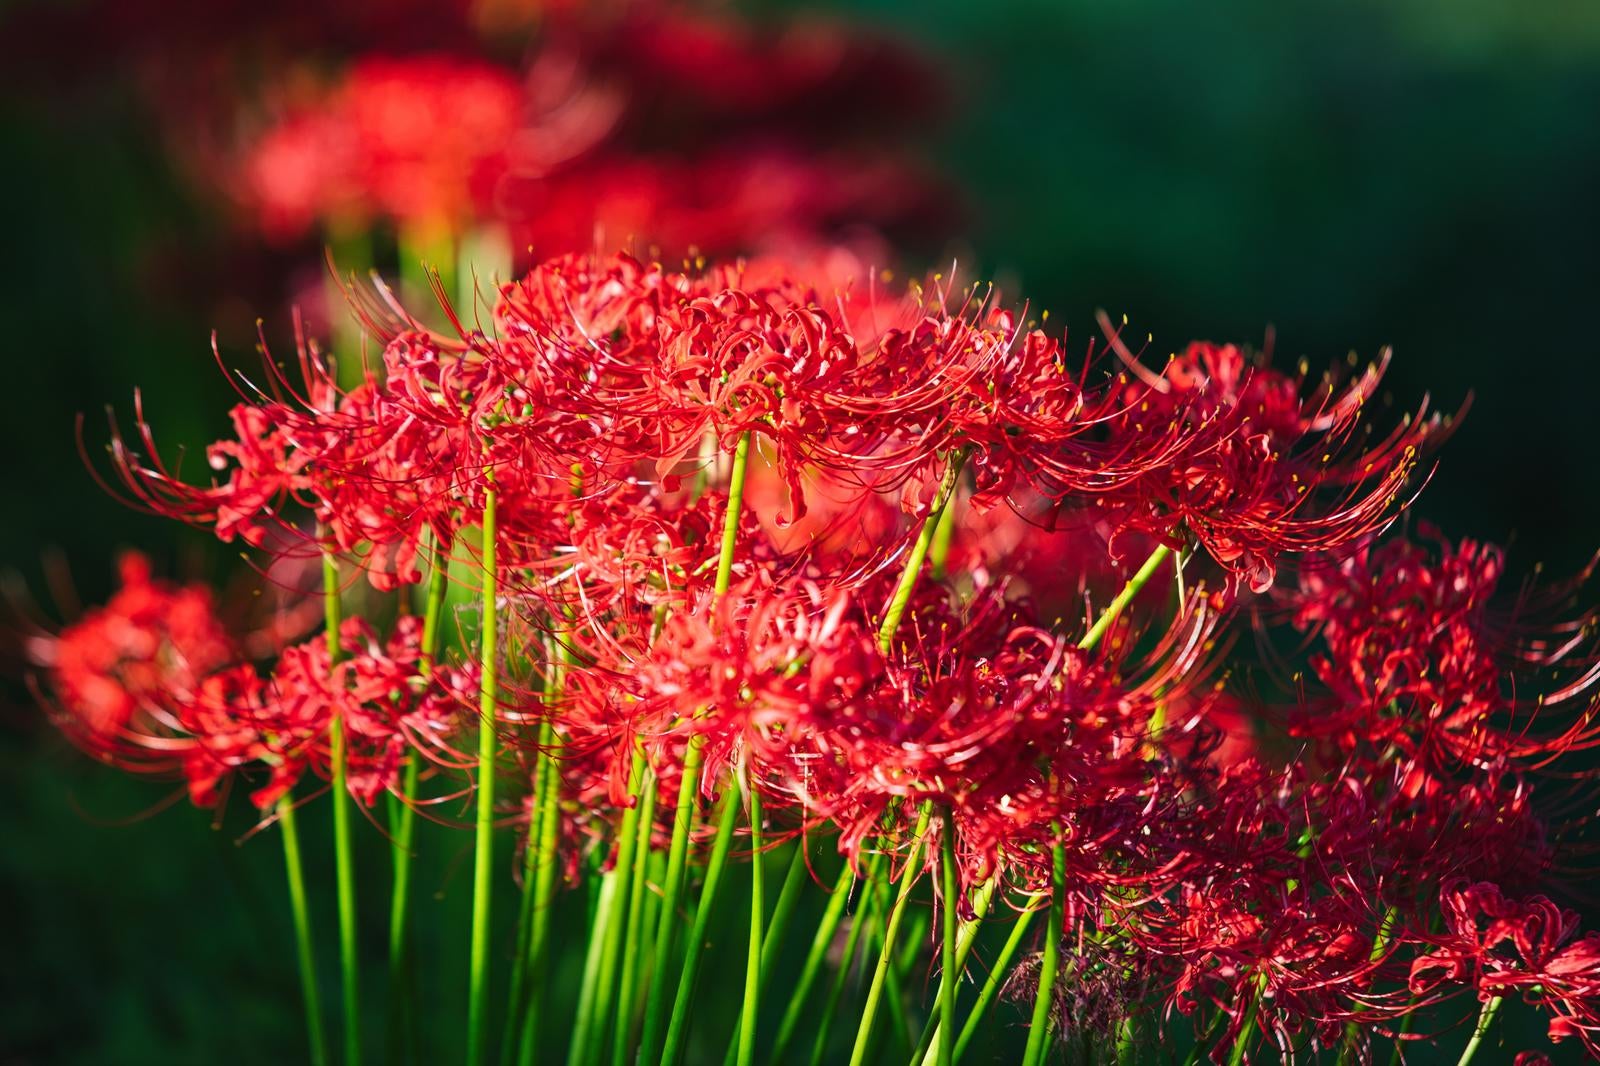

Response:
(3, 0), (1598, 1061)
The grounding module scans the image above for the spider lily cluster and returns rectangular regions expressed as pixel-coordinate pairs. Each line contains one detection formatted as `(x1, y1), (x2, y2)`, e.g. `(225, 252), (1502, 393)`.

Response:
(31, 250), (1600, 1065)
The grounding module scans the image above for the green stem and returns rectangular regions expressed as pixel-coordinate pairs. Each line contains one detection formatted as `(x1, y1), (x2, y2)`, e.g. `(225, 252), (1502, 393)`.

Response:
(391, 544), (447, 1063)
(325, 549), (362, 1066)
(847, 806), (934, 1066)
(736, 788), (765, 1066)
(896, 907), (931, 980)
(611, 768), (659, 1066)
(874, 867), (915, 1057)
(758, 842), (809, 987)
(721, 843), (810, 1066)
(569, 752), (647, 1066)
(1226, 984), (1261, 1066)
(1077, 543), (1172, 652)
(846, 453), (969, 1066)
(1020, 836), (1065, 1066)
(637, 429), (751, 1062)
(661, 786), (742, 1066)
(928, 489), (959, 581)
(1455, 996), (1503, 1066)
(1115, 1016), (1136, 1066)
(952, 903), (1039, 1064)
(467, 487), (499, 1066)
(910, 878), (999, 1066)
(500, 753), (541, 1066)
(1339, 907), (1399, 1064)
(878, 450), (968, 653)
(569, 870), (624, 1062)
(567, 874), (617, 1065)
(516, 716), (565, 1066)
(503, 693), (560, 1065)
(417, 539), (451, 669)
(637, 738), (707, 1065)
(808, 864), (882, 1066)
(937, 813), (959, 1066)
(279, 796), (329, 1066)
(386, 758), (420, 1065)
(715, 432), (752, 596)
(770, 860), (859, 1063)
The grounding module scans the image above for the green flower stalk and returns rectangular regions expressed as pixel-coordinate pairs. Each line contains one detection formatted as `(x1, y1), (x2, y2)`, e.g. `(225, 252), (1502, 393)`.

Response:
(467, 483), (500, 1066)
(846, 805), (934, 1066)
(1020, 835), (1066, 1066)
(720, 844), (809, 1066)
(278, 795), (329, 1066)
(325, 548), (362, 1065)
(610, 773), (659, 1066)
(878, 449), (968, 653)
(660, 787), (743, 1066)
(1456, 996), (1504, 1066)
(390, 540), (449, 1061)
(736, 788), (765, 1066)
(937, 813), (959, 1066)
(770, 861), (860, 1063)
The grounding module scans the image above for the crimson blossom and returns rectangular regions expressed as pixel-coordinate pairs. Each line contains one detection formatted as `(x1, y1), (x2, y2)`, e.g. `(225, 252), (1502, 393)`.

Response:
(31, 555), (475, 810)
(32, 244), (1600, 1066)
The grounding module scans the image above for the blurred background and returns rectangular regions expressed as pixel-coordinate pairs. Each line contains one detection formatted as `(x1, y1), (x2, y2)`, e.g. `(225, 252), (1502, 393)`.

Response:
(2, 0), (1597, 1061)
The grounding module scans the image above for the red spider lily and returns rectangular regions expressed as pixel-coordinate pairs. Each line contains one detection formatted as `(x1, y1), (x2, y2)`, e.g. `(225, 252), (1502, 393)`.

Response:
(178, 618), (477, 809)
(108, 253), (1340, 597)
(1096, 747), (1573, 1060)
(30, 553), (234, 751)
(741, 456), (908, 561)
(1283, 528), (1600, 784)
(489, 250), (899, 522)
(31, 553), (473, 809)
(489, 252), (874, 520)
(1412, 881), (1600, 1054)
(330, 616), (479, 803)
(50, 239), (1600, 1066)
(1094, 339), (1444, 591)
(802, 587), (1222, 889)
(178, 661), (320, 808)
(553, 569), (871, 820)
(552, 550), (1226, 896)
(1143, 878), (1390, 1057)
(100, 318), (571, 589)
